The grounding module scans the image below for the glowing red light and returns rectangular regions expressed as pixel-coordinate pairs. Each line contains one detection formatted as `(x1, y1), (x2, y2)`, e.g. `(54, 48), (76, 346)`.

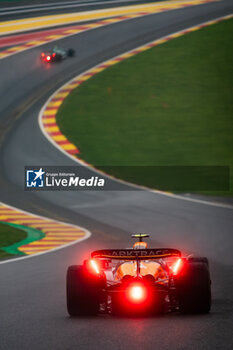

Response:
(46, 55), (51, 61)
(130, 286), (144, 300)
(127, 284), (147, 304)
(172, 258), (182, 274)
(90, 259), (100, 274)
(52, 53), (56, 57)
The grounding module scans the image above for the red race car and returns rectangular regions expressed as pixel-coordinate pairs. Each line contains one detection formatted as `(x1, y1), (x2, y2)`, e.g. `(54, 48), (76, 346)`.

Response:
(66, 234), (211, 316)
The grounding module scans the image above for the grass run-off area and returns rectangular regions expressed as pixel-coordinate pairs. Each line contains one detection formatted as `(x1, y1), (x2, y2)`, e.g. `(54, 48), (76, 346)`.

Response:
(57, 18), (233, 195)
(0, 222), (26, 259)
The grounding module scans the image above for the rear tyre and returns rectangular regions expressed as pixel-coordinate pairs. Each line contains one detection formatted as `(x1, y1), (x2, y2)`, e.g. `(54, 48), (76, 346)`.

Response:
(66, 265), (103, 316)
(52, 53), (62, 62)
(188, 256), (209, 266)
(67, 48), (75, 57)
(175, 260), (211, 314)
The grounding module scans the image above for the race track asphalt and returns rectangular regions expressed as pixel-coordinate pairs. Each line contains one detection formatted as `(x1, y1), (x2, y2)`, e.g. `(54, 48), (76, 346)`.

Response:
(0, 1), (233, 349)
(0, 0), (156, 20)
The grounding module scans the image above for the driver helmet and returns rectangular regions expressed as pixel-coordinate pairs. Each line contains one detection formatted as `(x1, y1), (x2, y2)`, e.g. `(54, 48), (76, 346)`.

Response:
(133, 241), (148, 249)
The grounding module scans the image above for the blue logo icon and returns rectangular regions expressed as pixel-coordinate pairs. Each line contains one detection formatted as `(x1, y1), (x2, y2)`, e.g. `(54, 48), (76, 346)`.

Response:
(26, 168), (45, 188)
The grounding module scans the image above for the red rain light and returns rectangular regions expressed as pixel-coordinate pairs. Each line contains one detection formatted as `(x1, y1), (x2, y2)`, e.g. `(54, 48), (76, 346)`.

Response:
(130, 286), (144, 300)
(41, 53), (45, 57)
(127, 284), (147, 304)
(46, 55), (51, 61)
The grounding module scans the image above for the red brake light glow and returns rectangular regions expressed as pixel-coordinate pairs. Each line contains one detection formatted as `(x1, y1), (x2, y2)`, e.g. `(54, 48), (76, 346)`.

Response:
(46, 55), (51, 61)
(130, 286), (144, 301)
(41, 53), (45, 57)
(90, 259), (100, 274)
(127, 284), (147, 304)
(172, 258), (182, 274)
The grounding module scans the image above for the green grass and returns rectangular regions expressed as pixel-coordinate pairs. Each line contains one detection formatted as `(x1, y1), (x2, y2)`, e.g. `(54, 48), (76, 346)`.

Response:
(0, 222), (27, 259)
(57, 19), (233, 195)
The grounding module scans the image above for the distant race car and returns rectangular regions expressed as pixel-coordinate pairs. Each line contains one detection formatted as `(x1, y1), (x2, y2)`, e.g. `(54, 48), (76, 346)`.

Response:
(66, 234), (211, 316)
(40, 46), (75, 62)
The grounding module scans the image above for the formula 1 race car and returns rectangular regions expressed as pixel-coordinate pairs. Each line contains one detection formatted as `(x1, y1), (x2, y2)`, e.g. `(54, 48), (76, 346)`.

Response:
(66, 234), (211, 316)
(40, 45), (75, 63)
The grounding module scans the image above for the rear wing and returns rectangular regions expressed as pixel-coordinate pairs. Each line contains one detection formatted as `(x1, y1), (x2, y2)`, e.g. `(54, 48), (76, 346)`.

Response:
(91, 248), (181, 260)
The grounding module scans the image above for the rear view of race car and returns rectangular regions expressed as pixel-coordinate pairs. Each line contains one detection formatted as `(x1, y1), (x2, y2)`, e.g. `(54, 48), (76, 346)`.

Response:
(66, 234), (211, 316)
(40, 46), (75, 63)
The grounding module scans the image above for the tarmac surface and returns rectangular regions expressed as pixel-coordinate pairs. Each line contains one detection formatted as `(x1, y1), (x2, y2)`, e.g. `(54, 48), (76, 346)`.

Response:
(0, 1), (233, 349)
